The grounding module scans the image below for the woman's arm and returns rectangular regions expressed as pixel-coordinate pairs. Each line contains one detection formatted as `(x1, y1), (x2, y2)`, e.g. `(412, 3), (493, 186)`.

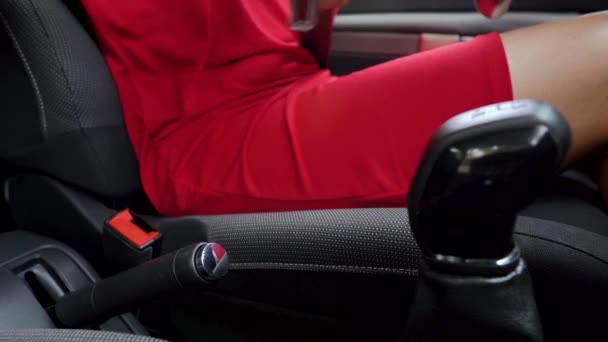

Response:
(298, 0), (347, 68)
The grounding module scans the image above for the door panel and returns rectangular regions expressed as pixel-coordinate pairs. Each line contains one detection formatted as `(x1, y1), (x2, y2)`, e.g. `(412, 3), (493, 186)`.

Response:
(330, 1), (607, 75)
(334, 12), (574, 34)
(329, 12), (575, 75)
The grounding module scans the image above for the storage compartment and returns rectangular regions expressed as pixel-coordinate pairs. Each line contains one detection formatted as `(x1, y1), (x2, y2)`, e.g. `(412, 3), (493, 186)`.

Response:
(0, 230), (147, 334)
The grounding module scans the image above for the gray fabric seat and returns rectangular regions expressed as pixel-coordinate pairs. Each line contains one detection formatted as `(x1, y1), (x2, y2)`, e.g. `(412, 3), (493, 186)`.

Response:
(0, 330), (168, 342)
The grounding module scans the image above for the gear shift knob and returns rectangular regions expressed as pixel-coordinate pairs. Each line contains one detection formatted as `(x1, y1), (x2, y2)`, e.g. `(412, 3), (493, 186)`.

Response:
(408, 100), (570, 270)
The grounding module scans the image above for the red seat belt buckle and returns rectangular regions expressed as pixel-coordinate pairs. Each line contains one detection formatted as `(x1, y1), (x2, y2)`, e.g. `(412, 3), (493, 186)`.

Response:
(105, 209), (161, 250)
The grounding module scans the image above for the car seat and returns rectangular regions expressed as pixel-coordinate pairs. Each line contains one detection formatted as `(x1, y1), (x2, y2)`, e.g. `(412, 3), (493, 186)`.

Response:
(0, 0), (607, 340)
(0, 330), (167, 342)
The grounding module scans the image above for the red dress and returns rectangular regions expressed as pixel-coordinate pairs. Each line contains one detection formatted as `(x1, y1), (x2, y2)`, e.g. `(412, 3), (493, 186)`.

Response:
(82, 0), (512, 215)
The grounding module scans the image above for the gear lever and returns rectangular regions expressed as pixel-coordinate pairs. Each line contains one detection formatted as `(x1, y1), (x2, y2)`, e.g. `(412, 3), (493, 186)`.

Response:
(409, 99), (570, 271)
(405, 100), (571, 341)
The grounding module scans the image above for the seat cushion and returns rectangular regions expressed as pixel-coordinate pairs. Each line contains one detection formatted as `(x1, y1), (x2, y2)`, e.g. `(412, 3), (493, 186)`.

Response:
(0, 330), (167, 342)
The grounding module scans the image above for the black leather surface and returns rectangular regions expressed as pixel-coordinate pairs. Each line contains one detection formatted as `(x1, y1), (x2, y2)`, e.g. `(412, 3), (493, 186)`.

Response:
(404, 260), (542, 342)
(515, 220), (608, 341)
(55, 245), (203, 328)
(0, 0), (140, 197)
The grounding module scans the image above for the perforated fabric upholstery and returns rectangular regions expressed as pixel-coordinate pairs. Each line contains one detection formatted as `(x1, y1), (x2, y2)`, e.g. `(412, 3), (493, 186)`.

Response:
(0, 0), (140, 198)
(160, 208), (607, 276)
(204, 208), (421, 275)
(0, 330), (168, 342)
(0, 0), (121, 134)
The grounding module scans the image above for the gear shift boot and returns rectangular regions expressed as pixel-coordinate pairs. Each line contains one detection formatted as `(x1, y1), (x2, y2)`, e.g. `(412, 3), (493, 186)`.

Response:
(405, 259), (542, 342)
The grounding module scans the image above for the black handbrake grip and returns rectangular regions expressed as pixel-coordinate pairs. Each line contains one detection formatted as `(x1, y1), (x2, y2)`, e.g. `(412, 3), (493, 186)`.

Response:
(54, 243), (229, 328)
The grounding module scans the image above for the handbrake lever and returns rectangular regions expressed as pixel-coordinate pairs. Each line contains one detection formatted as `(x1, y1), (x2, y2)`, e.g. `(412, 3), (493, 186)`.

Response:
(54, 243), (229, 328)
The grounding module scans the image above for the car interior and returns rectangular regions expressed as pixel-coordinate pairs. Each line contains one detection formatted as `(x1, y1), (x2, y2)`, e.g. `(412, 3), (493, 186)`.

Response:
(0, 0), (607, 341)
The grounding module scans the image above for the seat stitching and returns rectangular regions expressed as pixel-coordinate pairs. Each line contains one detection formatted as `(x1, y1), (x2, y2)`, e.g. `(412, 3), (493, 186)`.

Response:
(231, 262), (418, 275)
(0, 4), (48, 139)
(515, 232), (608, 265)
(27, 0), (112, 194)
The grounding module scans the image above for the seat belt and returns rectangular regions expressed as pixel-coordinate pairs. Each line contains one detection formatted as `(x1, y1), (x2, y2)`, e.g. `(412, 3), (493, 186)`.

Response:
(299, 8), (337, 69)
(103, 209), (163, 270)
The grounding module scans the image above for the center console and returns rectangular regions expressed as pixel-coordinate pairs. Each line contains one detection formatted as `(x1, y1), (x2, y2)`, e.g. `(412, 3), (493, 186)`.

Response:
(0, 230), (147, 334)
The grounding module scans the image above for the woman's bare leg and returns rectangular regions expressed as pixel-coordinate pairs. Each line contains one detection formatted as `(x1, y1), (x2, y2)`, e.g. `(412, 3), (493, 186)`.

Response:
(501, 11), (608, 165)
(501, 11), (608, 204)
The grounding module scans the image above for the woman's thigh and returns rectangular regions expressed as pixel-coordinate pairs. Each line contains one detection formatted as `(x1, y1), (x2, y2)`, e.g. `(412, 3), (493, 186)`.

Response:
(168, 33), (513, 215)
(501, 11), (608, 164)
(174, 13), (608, 215)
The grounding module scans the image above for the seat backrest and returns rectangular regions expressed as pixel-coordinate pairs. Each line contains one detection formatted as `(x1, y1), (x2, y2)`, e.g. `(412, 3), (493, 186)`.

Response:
(0, 0), (140, 199)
